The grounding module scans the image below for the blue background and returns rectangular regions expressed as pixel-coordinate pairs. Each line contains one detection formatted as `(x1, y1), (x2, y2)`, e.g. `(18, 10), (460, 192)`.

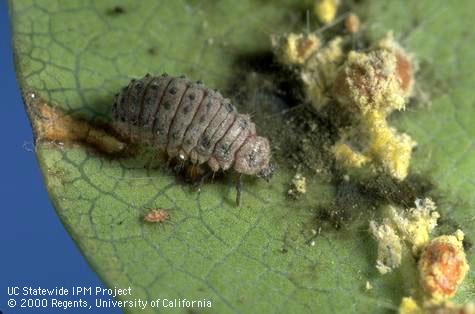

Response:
(0, 2), (120, 313)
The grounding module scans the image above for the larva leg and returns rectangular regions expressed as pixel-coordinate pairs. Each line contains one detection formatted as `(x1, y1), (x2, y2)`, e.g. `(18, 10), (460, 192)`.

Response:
(173, 158), (186, 173)
(193, 169), (214, 192)
(236, 173), (242, 207)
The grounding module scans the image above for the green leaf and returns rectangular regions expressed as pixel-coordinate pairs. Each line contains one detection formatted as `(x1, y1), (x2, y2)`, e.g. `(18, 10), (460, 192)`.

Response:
(10, 0), (474, 313)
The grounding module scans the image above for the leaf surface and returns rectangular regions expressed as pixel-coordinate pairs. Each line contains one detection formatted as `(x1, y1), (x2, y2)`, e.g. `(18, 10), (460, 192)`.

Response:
(10, 0), (474, 312)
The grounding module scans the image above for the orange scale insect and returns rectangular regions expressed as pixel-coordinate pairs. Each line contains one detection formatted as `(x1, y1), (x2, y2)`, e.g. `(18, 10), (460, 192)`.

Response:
(418, 234), (469, 301)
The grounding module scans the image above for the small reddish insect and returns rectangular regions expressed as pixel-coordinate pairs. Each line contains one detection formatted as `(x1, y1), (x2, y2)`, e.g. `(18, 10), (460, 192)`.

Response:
(143, 209), (170, 224)
(112, 73), (275, 205)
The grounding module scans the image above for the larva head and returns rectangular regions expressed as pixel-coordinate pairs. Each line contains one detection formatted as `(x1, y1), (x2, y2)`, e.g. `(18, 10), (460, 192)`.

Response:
(234, 136), (273, 180)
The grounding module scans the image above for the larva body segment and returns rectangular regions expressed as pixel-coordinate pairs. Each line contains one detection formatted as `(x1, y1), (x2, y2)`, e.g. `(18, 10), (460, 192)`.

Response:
(182, 91), (222, 163)
(195, 102), (236, 164)
(222, 118), (256, 170)
(141, 76), (173, 141)
(154, 77), (190, 147)
(112, 74), (274, 204)
(167, 83), (207, 158)
(214, 114), (254, 170)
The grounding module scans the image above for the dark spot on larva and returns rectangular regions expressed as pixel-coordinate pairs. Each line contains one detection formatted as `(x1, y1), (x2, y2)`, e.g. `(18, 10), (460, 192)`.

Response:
(172, 131), (179, 140)
(106, 6), (126, 16)
(120, 116), (126, 122)
(169, 87), (177, 95)
(144, 96), (153, 105)
(220, 144), (229, 152)
(162, 73), (168, 77)
(199, 115), (206, 123)
(185, 139), (192, 145)
(188, 93), (195, 100)
(163, 102), (171, 110)
(239, 119), (248, 129)
(179, 75), (186, 79)
(183, 105), (191, 114)
(150, 83), (159, 90)
(248, 152), (256, 164)
(206, 102), (212, 109)
(200, 135), (210, 148)
(196, 80), (203, 84)
(226, 103), (234, 112)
